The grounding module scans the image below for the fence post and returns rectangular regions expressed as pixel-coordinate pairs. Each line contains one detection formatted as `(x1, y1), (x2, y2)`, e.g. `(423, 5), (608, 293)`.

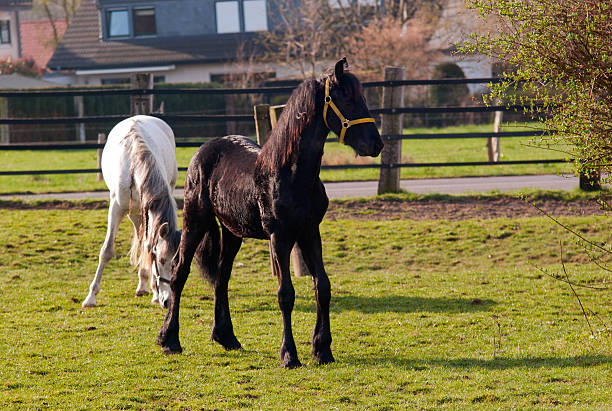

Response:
(254, 104), (271, 145)
(253, 103), (310, 277)
(487, 108), (502, 162)
(130, 73), (154, 115)
(0, 97), (8, 144)
(377, 66), (405, 194)
(74, 95), (86, 142)
(97, 133), (106, 181)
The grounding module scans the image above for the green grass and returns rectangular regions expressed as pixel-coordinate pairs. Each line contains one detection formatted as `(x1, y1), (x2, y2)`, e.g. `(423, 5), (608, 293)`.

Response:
(0, 205), (610, 409)
(0, 122), (572, 194)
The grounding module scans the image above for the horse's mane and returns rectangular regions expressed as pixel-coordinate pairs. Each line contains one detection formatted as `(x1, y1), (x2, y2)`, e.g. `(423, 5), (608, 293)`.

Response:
(255, 77), (321, 172)
(254, 72), (364, 172)
(123, 126), (179, 267)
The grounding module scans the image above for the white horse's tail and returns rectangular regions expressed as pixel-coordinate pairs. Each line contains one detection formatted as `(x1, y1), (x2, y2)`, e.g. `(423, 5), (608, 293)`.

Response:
(129, 209), (141, 267)
(125, 126), (149, 268)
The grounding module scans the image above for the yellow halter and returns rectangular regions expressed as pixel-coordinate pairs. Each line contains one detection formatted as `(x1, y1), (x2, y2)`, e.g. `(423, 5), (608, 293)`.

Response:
(323, 78), (376, 145)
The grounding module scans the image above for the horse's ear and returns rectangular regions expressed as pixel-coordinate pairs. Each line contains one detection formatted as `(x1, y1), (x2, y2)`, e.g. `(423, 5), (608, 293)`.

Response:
(334, 57), (348, 85)
(159, 222), (170, 239)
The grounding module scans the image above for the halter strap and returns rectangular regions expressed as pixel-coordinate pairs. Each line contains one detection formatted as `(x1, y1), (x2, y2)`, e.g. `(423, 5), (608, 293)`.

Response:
(151, 251), (171, 289)
(323, 78), (376, 145)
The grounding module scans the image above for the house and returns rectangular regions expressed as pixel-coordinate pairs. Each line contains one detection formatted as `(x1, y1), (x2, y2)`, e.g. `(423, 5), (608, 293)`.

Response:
(20, 18), (67, 69)
(47, 0), (286, 86)
(48, 0), (494, 87)
(0, 0), (32, 62)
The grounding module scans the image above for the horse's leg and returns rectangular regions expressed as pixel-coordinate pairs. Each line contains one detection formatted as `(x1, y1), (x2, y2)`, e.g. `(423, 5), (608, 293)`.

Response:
(210, 225), (242, 350)
(297, 227), (335, 364)
(82, 199), (126, 307)
(270, 232), (301, 368)
(157, 199), (207, 354)
(128, 211), (150, 298)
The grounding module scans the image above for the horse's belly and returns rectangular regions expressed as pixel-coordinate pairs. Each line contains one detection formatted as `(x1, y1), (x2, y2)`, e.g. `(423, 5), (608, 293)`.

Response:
(215, 209), (267, 240)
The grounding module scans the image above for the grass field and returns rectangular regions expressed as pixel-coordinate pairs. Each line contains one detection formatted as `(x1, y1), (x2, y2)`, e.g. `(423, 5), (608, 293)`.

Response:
(1, 197), (610, 409)
(0, 122), (573, 194)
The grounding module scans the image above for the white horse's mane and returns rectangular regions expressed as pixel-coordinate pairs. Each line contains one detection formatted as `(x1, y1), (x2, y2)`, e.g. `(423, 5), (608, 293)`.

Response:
(124, 126), (179, 267)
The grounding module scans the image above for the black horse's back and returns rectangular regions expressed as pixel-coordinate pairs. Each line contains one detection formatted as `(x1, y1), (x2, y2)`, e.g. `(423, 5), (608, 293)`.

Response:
(187, 135), (266, 239)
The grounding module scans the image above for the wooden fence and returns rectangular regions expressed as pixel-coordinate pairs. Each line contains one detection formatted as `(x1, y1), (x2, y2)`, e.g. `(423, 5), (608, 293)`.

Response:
(0, 71), (579, 191)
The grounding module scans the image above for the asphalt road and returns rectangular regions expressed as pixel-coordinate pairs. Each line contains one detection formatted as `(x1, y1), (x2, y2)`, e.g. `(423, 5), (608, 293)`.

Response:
(0, 174), (579, 201)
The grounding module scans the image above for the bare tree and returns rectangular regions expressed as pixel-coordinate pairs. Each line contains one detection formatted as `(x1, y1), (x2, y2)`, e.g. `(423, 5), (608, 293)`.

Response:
(34, 0), (80, 46)
(380, 0), (444, 25)
(258, 0), (344, 78)
(258, 0), (445, 79)
(347, 15), (437, 80)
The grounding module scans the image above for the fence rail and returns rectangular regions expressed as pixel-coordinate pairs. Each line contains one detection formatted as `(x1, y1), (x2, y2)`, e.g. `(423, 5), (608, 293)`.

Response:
(0, 76), (513, 98)
(0, 114), (253, 125)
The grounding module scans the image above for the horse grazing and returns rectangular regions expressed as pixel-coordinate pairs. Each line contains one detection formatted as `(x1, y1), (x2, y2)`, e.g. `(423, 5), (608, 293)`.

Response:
(157, 58), (383, 368)
(82, 115), (181, 309)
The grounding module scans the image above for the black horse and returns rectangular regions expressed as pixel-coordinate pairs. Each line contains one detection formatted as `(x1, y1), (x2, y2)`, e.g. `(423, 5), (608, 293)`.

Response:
(157, 58), (383, 368)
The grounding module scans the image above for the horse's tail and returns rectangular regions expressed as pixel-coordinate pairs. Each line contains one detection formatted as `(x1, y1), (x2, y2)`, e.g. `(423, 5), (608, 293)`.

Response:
(185, 148), (220, 285)
(128, 186), (143, 267)
(124, 120), (170, 269)
(129, 225), (141, 267)
(194, 219), (220, 286)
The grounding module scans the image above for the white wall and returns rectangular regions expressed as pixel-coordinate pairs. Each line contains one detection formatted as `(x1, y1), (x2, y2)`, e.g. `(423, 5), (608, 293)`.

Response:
(0, 10), (21, 61)
(46, 60), (328, 86)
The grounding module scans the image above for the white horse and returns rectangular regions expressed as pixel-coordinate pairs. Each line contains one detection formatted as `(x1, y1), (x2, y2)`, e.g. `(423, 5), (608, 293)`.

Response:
(83, 115), (181, 308)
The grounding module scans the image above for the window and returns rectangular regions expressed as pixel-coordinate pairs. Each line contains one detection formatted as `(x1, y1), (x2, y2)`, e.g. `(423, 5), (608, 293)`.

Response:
(101, 77), (130, 85)
(0, 20), (10, 44)
(101, 75), (164, 85)
(243, 0), (267, 32)
(107, 9), (129, 37)
(216, 1), (240, 33)
(133, 7), (156, 36)
(215, 0), (267, 33)
(105, 7), (157, 38)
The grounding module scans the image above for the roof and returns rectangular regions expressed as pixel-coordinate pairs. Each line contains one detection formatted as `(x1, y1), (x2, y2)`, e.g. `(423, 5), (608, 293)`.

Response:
(20, 19), (67, 69)
(0, 0), (31, 10)
(0, 73), (57, 88)
(48, 0), (261, 71)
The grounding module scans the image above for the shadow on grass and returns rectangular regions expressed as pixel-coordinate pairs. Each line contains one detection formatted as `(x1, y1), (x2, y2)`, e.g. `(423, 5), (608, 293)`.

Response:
(342, 354), (612, 370)
(294, 295), (495, 314)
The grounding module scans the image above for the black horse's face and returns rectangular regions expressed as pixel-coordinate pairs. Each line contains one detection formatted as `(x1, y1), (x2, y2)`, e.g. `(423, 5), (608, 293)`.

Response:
(327, 60), (384, 157)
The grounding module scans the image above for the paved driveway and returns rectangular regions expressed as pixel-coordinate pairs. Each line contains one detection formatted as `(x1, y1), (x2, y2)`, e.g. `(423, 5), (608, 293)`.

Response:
(0, 174), (579, 201)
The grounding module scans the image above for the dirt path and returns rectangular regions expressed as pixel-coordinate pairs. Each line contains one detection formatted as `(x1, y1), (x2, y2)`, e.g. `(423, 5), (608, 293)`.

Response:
(325, 196), (607, 221)
(1, 195), (607, 221)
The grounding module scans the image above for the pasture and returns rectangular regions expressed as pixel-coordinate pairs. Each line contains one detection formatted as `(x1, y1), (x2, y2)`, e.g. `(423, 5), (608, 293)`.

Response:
(0, 123), (571, 194)
(1, 194), (610, 409)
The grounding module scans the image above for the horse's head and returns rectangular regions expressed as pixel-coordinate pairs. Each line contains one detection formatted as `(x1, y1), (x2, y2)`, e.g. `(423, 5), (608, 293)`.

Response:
(324, 58), (384, 157)
(148, 222), (181, 309)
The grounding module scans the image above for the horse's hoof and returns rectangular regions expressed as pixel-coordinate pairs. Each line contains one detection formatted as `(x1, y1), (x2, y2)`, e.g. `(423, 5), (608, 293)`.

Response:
(281, 357), (302, 369)
(313, 350), (335, 365)
(162, 343), (183, 354)
(157, 335), (183, 354)
(82, 296), (97, 308)
(211, 330), (242, 350)
(280, 348), (302, 369)
(135, 289), (149, 297)
(156, 327), (182, 353)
